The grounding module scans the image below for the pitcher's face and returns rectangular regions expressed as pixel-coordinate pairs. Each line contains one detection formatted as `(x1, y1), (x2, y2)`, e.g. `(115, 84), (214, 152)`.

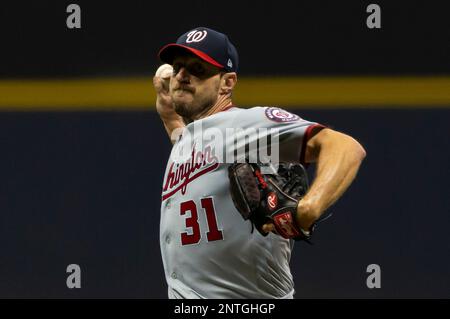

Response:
(170, 54), (223, 120)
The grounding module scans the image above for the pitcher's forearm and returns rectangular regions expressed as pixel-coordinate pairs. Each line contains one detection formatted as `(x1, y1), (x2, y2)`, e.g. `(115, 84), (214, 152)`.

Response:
(161, 117), (185, 144)
(297, 133), (366, 229)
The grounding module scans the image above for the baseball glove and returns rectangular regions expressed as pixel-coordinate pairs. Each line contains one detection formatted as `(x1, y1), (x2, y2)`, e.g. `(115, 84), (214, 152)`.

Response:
(228, 162), (314, 242)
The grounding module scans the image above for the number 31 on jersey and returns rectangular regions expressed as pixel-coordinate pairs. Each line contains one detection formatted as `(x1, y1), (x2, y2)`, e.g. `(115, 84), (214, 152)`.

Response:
(180, 197), (224, 245)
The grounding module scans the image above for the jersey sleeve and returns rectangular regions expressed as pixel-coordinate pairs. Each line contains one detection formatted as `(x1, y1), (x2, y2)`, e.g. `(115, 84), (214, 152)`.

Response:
(251, 107), (326, 164)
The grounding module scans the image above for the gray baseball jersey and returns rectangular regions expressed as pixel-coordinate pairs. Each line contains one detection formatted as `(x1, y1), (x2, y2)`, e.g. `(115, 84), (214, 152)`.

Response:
(160, 106), (324, 299)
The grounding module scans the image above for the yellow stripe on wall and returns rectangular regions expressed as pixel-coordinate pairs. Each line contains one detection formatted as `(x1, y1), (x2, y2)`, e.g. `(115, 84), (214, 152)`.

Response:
(0, 78), (154, 111)
(0, 77), (449, 110)
(235, 77), (450, 108)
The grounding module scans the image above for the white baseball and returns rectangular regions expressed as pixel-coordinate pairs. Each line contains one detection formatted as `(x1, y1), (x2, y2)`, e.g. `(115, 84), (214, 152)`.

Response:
(155, 64), (173, 79)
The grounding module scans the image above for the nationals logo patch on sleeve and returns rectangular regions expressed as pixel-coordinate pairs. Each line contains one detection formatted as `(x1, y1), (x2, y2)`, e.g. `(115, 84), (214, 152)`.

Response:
(265, 107), (300, 123)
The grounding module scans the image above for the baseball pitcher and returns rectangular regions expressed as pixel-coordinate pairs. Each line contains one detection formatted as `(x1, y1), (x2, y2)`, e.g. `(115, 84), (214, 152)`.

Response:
(153, 27), (366, 299)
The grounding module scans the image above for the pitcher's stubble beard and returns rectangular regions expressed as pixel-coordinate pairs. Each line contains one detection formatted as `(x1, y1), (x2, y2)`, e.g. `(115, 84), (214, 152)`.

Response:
(172, 84), (220, 123)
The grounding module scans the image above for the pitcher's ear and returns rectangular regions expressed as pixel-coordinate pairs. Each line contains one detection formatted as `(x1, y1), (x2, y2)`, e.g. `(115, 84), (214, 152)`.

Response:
(220, 72), (237, 94)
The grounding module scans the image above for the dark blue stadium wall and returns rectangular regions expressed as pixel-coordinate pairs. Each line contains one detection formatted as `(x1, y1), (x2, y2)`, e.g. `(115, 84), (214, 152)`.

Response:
(1, 109), (448, 298)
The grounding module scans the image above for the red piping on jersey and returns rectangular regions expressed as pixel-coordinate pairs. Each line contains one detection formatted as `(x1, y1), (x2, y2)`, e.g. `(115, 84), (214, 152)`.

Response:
(300, 124), (326, 165)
